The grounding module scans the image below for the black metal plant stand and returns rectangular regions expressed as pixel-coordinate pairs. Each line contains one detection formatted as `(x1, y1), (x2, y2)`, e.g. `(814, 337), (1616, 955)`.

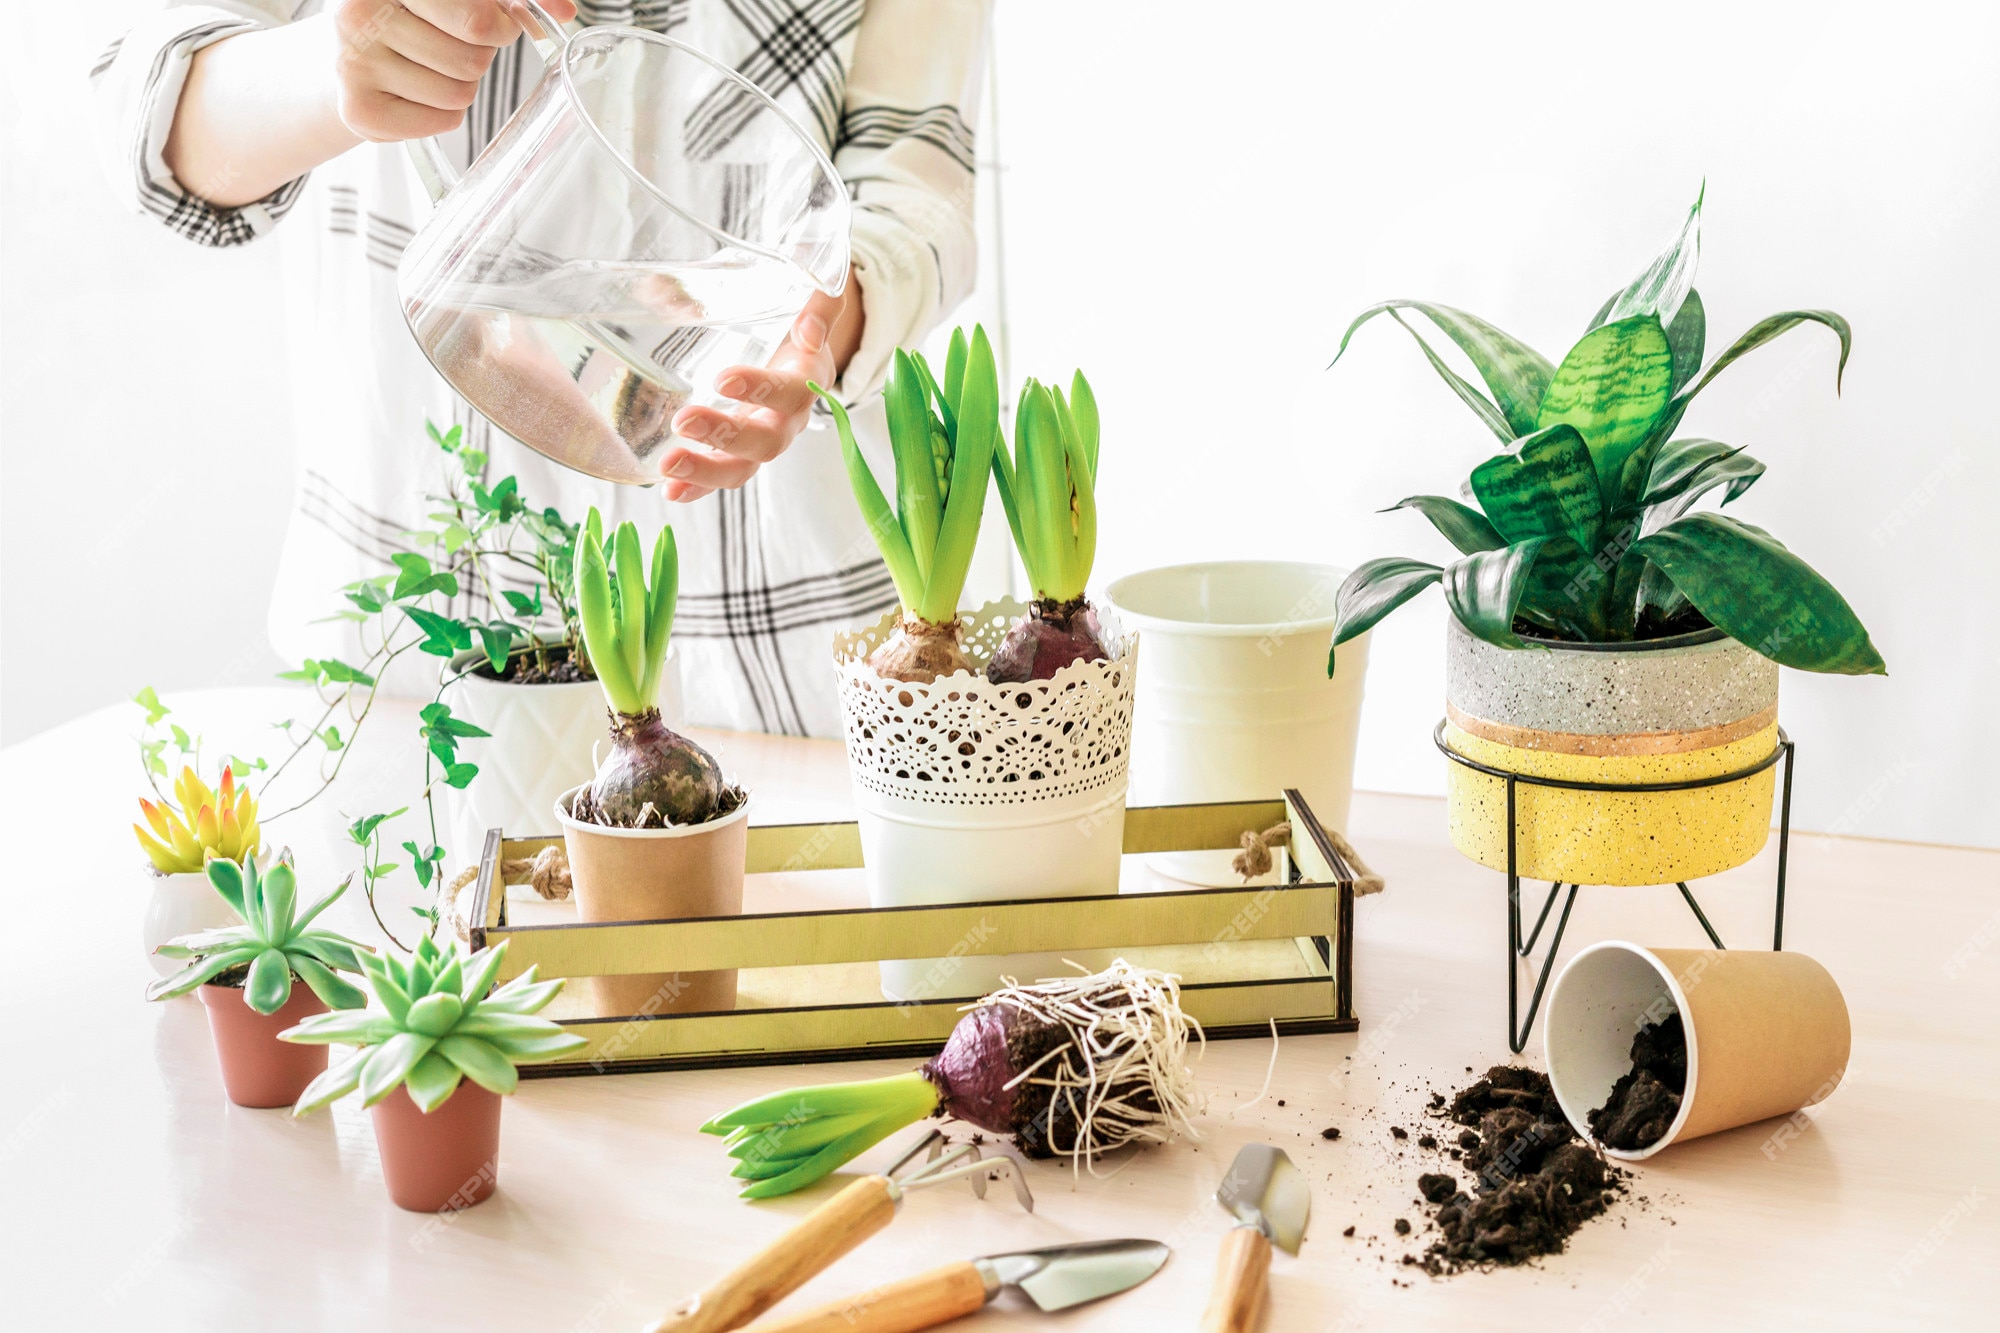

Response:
(1433, 721), (1796, 1054)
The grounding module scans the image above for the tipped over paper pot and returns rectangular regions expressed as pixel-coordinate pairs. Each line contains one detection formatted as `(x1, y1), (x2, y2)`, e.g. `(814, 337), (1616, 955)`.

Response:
(1545, 941), (1850, 1160)
(555, 787), (751, 1019)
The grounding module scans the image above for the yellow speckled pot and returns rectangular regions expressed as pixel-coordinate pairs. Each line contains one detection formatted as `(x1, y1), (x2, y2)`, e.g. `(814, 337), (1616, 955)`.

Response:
(1444, 620), (1779, 886)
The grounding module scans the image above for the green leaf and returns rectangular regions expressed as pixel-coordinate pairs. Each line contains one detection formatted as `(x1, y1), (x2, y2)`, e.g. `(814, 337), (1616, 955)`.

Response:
(1329, 557), (1444, 668)
(1442, 539), (1551, 650)
(133, 686), (170, 726)
(315, 658), (376, 688)
(406, 992), (465, 1037)
(1665, 288), (1706, 394)
(1379, 310), (1512, 441)
(575, 520), (642, 714)
(501, 588), (541, 618)
(1630, 513), (1885, 674)
(918, 325), (998, 623)
(261, 861), (298, 936)
(1468, 424), (1604, 553)
(403, 605), (473, 659)
(1674, 310), (1853, 408)
(1602, 184), (1703, 328)
(1331, 301), (1554, 438)
(206, 858), (248, 918)
(291, 1044), (372, 1116)
(437, 1035), (519, 1095)
(1383, 496), (1506, 556)
(1638, 437), (1764, 520)
(281, 1009), (399, 1046)
(1536, 315), (1674, 500)
(640, 525), (677, 705)
(459, 944), (508, 1004)
(443, 763), (478, 789)
(1069, 369), (1100, 483)
(815, 385), (924, 612)
(290, 955), (368, 1011)
(244, 947), (294, 1014)
(359, 1032), (439, 1106)
(419, 701), (491, 739)
(404, 1052), (466, 1114)
(144, 945), (261, 1001)
(476, 622), (516, 673)
(886, 350), (942, 581)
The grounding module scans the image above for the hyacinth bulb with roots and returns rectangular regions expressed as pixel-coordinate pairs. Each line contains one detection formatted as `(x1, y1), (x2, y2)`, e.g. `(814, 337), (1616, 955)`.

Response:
(570, 509), (740, 828)
(700, 960), (1204, 1197)
(814, 325), (1000, 683)
(986, 370), (1114, 683)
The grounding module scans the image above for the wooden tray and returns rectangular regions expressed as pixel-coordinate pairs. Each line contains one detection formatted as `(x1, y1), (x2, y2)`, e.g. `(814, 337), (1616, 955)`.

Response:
(469, 790), (1371, 1075)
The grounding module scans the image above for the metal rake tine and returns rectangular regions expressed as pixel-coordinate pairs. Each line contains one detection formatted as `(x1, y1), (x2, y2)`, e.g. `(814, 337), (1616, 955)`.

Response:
(884, 1127), (945, 1181)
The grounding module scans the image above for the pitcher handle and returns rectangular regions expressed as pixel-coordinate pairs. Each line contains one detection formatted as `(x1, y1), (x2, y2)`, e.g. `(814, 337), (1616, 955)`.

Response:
(401, 1), (572, 205)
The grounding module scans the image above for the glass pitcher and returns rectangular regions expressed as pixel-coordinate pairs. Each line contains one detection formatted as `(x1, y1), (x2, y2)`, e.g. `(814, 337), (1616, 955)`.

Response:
(397, 4), (851, 486)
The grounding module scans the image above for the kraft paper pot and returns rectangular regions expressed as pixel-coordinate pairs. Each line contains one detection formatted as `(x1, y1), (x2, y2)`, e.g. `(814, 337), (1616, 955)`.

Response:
(369, 1082), (503, 1212)
(1444, 619), (1779, 885)
(198, 983), (329, 1108)
(555, 787), (751, 1019)
(1544, 941), (1850, 1160)
(1104, 560), (1369, 887)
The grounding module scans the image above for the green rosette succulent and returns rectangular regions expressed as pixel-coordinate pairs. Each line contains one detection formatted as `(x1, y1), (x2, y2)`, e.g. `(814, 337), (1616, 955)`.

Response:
(283, 937), (588, 1115)
(146, 855), (369, 1014)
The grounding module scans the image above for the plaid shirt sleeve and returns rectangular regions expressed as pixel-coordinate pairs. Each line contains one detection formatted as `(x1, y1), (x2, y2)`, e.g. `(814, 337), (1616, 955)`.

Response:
(89, 1), (312, 248)
(831, 0), (990, 400)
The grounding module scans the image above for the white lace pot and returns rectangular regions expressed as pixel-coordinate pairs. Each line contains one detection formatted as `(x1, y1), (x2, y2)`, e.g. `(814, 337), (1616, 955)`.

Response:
(143, 868), (241, 978)
(833, 600), (1137, 1002)
(440, 644), (682, 856)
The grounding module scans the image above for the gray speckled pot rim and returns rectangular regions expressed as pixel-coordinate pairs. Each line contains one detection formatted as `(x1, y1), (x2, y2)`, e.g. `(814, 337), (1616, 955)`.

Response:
(1446, 617), (1778, 738)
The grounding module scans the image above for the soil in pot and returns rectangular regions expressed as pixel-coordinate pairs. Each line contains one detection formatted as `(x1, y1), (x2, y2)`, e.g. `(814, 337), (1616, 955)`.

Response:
(198, 977), (329, 1108)
(370, 1082), (503, 1212)
(1406, 1065), (1626, 1274)
(1587, 1013), (1688, 1152)
(475, 641), (592, 685)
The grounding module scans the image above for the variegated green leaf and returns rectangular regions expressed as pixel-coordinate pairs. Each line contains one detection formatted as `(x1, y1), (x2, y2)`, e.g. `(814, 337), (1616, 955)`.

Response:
(1536, 315), (1674, 498)
(1332, 301), (1554, 436)
(1468, 424), (1604, 553)
(1328, 558), (1444, 672)
(1602, 185), (1703, 329)
(1383, 496), (1505, 555)
(1666, 288), (1705, 393)
(1442, 539), (1550, 650)
(1639, 437), (1765, 526)
(1631, 513), (1885, 674)
(1674, 310), (1852, 408)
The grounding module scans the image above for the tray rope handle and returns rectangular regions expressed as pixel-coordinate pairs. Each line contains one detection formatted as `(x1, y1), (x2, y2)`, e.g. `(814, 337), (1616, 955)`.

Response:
(1234, 819), (1386, 897)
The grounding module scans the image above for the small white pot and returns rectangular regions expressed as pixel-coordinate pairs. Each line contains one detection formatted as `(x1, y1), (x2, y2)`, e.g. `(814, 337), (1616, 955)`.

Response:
(833, 601), (1138, 1002)
(440, 644), (683, 855)
(143, 869), (241, 978)
(1103, 561), (1369, 885)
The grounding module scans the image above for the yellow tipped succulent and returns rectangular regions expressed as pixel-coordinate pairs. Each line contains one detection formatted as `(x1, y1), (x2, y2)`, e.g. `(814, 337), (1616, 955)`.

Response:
(135, 766), (261, 874)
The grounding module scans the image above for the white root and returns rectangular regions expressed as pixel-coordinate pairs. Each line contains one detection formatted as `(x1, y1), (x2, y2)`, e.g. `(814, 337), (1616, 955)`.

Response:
(974, 958), (1206, 1182)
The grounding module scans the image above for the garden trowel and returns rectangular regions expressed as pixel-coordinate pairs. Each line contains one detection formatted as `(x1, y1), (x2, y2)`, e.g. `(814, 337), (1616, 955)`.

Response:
(1199, 1143), (1310, 1333)
(742, 1238), (1169, 1333)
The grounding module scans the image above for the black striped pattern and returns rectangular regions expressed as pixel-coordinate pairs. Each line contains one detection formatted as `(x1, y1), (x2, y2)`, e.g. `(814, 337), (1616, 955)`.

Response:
(841, 103), (976, 172)
(577, 0), (693, 26)
(687, 0), (862, 157)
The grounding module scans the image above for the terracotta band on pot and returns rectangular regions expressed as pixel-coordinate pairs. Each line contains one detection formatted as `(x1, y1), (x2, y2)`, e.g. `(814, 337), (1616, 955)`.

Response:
(1444, 701), (1779, 758)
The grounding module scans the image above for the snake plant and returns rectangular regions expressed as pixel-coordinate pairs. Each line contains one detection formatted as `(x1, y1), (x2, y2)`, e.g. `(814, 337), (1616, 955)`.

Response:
(284, 937), (587, 1114)
(147, 855), (369, 1014)
(1329, 187), (1884, 676)
(814, 324), (1000, 681)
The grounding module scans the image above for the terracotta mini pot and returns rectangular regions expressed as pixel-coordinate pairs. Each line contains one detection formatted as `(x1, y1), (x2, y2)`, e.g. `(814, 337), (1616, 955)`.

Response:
(369, 1082), (503, 1212)
(1544, 941), (1851, 1160)
(198, 982), (329, 1108)
(555, 787), (751, 1018)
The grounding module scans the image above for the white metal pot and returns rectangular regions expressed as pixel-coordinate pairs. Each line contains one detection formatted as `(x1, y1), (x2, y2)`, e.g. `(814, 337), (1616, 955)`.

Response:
(143, 869), (240, 978)
(439, 643), (682, 857)
(1104, 561), (1370, 885)
(832, 601), (1137, 1002)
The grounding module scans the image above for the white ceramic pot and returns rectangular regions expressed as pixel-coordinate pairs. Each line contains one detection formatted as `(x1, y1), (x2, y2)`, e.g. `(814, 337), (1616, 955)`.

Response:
(143, 869), (241, 978)
(440, 643), (683, 857)
(1103, 561), (1369, 884)
(832, 601), (1137, 1002)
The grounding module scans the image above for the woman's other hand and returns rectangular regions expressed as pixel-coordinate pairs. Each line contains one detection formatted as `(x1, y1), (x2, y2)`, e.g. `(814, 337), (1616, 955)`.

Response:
(658, 277), (865, 502)
(333, 0), (578, 143)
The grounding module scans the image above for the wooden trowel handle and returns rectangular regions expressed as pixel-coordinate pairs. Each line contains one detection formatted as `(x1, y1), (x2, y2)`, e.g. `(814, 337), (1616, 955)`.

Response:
(1198, 1226), (1272, 1333)
(649, 1175), (901, 1333)
(744, 1261), (990, 1333)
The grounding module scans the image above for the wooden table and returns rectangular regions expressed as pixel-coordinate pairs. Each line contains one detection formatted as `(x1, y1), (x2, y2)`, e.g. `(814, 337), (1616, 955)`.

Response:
(5, 690), (1994, 1330)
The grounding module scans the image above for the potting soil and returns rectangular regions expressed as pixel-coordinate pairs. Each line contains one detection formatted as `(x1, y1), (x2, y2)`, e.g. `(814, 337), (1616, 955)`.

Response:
(1587, 1012), (1688, 1151)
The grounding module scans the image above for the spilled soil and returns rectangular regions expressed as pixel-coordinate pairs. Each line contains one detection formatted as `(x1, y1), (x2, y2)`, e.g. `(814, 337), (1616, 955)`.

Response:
(1406, 1065), (1626, 1274)
(1588, 1013), (1688, 1151)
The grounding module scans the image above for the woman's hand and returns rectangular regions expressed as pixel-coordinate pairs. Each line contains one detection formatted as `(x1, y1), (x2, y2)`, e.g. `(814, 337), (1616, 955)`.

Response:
(658, 277), (866, 502)
(333, 0), (578, 143)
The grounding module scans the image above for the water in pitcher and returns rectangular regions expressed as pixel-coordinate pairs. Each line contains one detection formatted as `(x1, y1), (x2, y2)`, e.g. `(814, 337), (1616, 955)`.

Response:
(409, 250), (815, 486)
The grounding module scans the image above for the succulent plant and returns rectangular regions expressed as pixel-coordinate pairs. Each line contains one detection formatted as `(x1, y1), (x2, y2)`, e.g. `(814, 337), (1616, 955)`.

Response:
(1328, 187), (1884, 676)
(135, 766), (261, 874)
(986, 368), (1112, 681)
(814, 325), (1001, 681)
(146, 855), (369, 1014)
(283, 937), (587, 1114)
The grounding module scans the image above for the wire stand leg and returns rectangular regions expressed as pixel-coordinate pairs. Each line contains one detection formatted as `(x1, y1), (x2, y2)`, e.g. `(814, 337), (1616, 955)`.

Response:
(1774, 739), (1794, 951)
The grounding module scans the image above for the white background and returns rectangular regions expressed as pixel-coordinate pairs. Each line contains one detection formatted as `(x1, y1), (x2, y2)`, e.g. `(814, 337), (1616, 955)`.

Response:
(4, 1), (1996, 847)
